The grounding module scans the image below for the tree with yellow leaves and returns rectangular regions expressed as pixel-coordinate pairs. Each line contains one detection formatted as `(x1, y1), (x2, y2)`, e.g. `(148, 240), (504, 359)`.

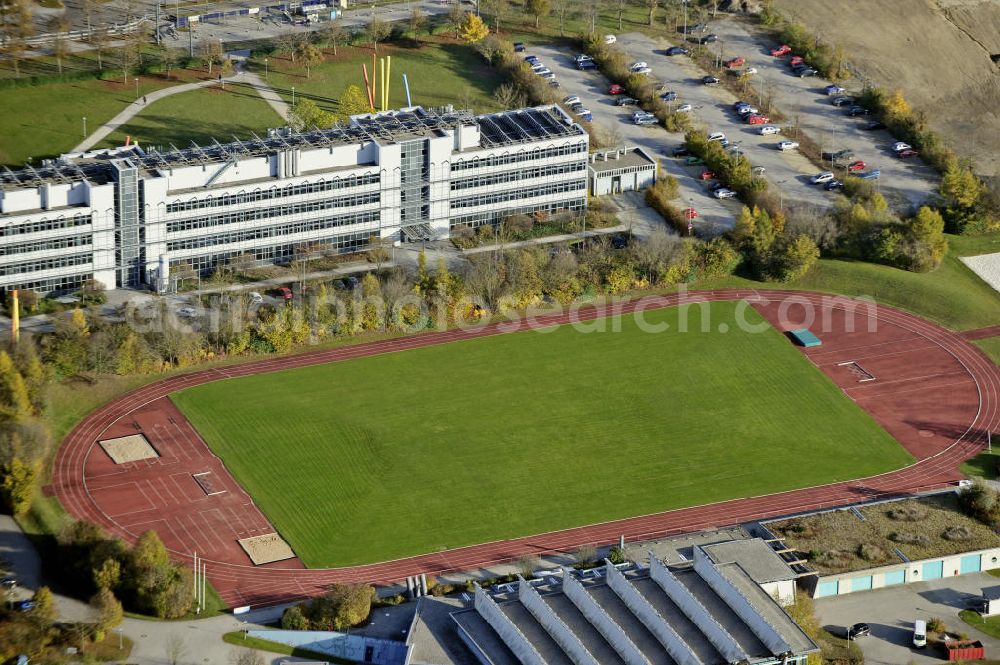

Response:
(459, 12), (489, 43)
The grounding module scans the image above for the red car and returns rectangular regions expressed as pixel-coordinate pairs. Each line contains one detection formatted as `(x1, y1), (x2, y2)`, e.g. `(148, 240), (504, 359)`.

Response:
(847, 160), (866, 173)
(684, 207), (698, 220)
(898, 149), (919, 158)
(770, 44), (791, 57)
(277, 286), (293, 301)
(609, 84), (625, 95)
(724, 56), (746, 68)
(747, 114), (769, 125)
(699, 170), (715, 181)
(790, 55), (804, 66)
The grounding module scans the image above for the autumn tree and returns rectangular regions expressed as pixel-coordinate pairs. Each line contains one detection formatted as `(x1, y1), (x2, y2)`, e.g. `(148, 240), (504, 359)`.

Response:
(645, 0), (658, 26)
(526, 0), (550, 28)
(290, 99), (336, 130)
(448, 2), (465, 37)
(409, 7), (426, 37)
(482, 0), (510, 33)
(906, 205), (947, 272)
(1, 457), (38, 514)
(47, 15), (71, 74)
(316, 21), (347, 54)
(338, 83), (371, 119)
(201, 39), (224, 74)
(295, 39), (323, 77)
(552, 0), (578, 36)
(0, 0), (34, 77)
(459, 12), (489, 43)
(91, 588), (124, 633)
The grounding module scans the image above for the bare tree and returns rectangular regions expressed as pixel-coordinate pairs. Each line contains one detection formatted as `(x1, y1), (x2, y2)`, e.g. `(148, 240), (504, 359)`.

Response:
(465, 255), (508, 312)
(447, 2), (465, 37)
(482, 0), (510, 34)
(201, 39), (223, 74)
(91, 25), (109, 70)
(0, 0), (34, 77)
(630, 229), (681, 282)
(583, 0), (602, 34)
(644, 0), (658, 26)
(229, 649), (265, 665)
(47, 15), (71, 74)
(316, 21), (348, 55)
(552, 0), (578, 36)
(409, 7), (426, 38)
(365, 235), (391, 272)
(159, 44), (178, 79)
(615, 0), (631, 31)
(366, 16), (390, 51)
(493, 82), (524, 109)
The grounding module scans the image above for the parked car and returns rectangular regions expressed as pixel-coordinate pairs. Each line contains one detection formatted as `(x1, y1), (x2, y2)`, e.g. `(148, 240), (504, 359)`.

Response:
(898, 148), (919, 158)
(617, 96), (639, 106)
(577, 60), (597, 70)
(630, 61), (648, 70)
(747, 114), (769, 125)
(860, 169), (881, 179)
(736, 105), (759, 116)
(861, 120), (887, 131)
(15, 600), (36, 612)
(176, 307), (197, 318)
(685, 155), (704, 165)
(578, 111), (593, 122)
(632, 66), (652, 75)
(700, 33), (718, 44)
(797, 67), (818, 77)
(713, 188), (737, 199)
(824, 84), (846, 95)
(665, 46), (690, 56)
(707, 132), (726, 142)
(675, 103), (693, 113)
(831, 96), (856, 107)
(633, 112), (657, 125)
(758, 125), (781, 135)
(724, 56), (746, 68)
(684, 207), (698, 220)
(777, 140), (800, 151)
(608, 84), (625, 95)
(847, 160), (866, 173)
(574, 54), (592, 63)
(604, 34), (617, 44)
(811, 171), (835, 184)
(742, 67), (758, 76)
(535, 68), (553, 77)
(789, 55), (804, 66)
(660, 91), (678, 101)
(701, 75), (720, 85)
(752, 166), (766, 177)
(530, 62), (546, 72)
(733, 100), (750, 110)
(571, 104), (588, 114)
(549, 79), (561, 88)
(699, 170), (716, 180)
(847, 623), (871, 639)
(248, 291), (263, 304)
(277, 286), (293, 301)
(672, 146), (690, 157)
(825, 179), (846, 191)
(1, 577), (16, 589)
(847, 105), (871, 116)
(822, 149), (854, 162)
(770, 44), (791, 56)
(525, 55), (539, 64)
(892, 141), (913, 153)
(562, 95), (581, 105)
(513, 42), (525, 52)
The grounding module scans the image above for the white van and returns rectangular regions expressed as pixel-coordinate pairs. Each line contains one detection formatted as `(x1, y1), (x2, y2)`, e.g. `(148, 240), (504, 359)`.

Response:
(913, 620), (927, 648)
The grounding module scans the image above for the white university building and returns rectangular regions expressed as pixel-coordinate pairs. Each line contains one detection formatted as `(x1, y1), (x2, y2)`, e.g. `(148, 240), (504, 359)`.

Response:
(0, 105), (590, 295)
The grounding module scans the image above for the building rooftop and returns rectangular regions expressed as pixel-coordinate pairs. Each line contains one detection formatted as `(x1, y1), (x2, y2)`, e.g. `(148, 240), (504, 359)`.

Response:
(452, 553), (819, 665)
(588, 146), (657, 173)
(702, 539), (798, 585)
(0, 105), (585, 192)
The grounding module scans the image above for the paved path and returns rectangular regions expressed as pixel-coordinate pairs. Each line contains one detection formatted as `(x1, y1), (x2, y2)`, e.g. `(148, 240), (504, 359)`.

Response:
(50, 290), (1000, 608)
(963, 325), (1000, 341)
(71, 66), (285, 153)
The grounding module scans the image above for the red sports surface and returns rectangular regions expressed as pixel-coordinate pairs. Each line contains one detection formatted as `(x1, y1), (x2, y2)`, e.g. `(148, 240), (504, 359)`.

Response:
(52, 291), (1000, 607)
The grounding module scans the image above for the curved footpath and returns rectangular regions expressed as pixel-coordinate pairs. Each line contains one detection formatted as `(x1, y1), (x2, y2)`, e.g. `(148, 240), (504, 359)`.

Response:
(52, 290), (1000, 606)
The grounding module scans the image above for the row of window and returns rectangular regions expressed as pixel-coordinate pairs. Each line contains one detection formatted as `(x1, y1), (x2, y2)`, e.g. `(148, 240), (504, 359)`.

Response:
(167, 211), (380, 252)
(0, 252), (91, 278)
(450, 180), (587, 210)
(166, 192), (381, 233)
(0, 272), (92, 296)
(449, 199), (586, 230)
(451, 161), (587, 192)
(0, 234), (92, 258)
(170, 232), (372, 276)
(450, 143), (588, 172)
(0, 213), (91, 238)
(164, 173), (381, 213)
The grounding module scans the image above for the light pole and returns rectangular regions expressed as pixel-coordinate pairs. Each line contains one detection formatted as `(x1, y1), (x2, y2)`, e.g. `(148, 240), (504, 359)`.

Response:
(134, 77), (139, 100)
(82, 116), (87, 139)
(292, 86), (296, 105)
(264, 56), (268, 79)
(116, 627), (124, 650)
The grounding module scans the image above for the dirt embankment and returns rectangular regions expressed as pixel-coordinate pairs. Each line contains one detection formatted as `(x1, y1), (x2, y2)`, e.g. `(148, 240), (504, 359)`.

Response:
(774, 0), (1000, 179)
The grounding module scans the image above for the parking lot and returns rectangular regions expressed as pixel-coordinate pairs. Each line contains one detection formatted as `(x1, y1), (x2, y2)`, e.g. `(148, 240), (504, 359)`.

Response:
(684, 20), (940, 211)
(530, 43), (741, 235)
(613, 32), (826, 212)
(815, 572), (1000, 665)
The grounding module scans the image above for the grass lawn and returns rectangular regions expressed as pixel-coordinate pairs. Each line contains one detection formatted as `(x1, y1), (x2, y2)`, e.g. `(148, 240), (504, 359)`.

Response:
(695, 233), (1000, 332)
(0, 76), (183, 167)
(256, 40), (504, 115)
(95, 84), (283, 151)
(961, 609), (1000, 640)
(172, 301), (911, 568)
(974, 337), (1000, 366)
(961, 449), (1000, 480)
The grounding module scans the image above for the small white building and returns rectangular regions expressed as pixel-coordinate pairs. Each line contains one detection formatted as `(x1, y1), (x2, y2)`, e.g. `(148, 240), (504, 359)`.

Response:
(701, 538), (800, 606)
(587, 146), (657, 196)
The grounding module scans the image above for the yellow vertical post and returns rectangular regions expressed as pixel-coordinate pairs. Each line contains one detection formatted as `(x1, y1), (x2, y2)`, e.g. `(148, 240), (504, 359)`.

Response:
(380, 58), (386, 111)
(10, 289), (19, 345)
(385, 55), (391, 110)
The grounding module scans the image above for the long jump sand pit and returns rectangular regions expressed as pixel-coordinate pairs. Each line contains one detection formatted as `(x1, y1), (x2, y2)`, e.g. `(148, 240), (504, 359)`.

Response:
(99, 434), (159, 464)
(238, 533), (296, 565)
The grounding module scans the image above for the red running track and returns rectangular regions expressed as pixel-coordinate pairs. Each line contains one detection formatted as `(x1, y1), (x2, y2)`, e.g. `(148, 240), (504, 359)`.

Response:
(52, 290), (1000, 607)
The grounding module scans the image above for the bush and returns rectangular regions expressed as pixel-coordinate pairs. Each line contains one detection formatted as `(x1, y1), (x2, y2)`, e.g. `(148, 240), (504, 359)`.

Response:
(942, 526), (974, 542)
(608, 546), (626, 565)
(928, 617), (946, 634)
(887, 506), (927, 522)
(888, 532), (930, 545)
(305, 584), (375, 630)
(281, 605), (310, 630)
(856, 543), (887, 562)
(645, 178), (688, 235)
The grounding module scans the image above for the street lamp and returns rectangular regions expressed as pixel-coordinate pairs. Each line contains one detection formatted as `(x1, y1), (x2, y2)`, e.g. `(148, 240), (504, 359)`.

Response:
(264, 57), (268, 79)
(292, 86), (296, 105)
(116, 627), (124, 650)
(134, 77), (139, 100)
(82, 116), (87, 139)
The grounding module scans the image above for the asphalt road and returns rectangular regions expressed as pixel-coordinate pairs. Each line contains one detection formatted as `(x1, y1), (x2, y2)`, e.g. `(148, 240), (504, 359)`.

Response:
(529, 43), (741, 235)
(614, 32), (828, 213)
(696, 19), (940, 211)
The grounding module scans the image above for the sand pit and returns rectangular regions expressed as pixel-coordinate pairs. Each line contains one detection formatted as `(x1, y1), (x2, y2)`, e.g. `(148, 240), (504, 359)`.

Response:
(238, 533), (296, 565)
(99, 434), (159, 464)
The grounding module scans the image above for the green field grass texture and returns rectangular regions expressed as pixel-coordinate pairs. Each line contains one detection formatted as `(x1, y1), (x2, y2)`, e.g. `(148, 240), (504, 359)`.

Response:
(258, 41), (504, 116)
(95, 85), (283, 151)
(172, 301), (912, 568)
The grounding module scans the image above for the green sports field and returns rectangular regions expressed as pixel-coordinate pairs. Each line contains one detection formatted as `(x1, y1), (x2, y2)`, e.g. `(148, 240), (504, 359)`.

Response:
(171, 302), (912, 568)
